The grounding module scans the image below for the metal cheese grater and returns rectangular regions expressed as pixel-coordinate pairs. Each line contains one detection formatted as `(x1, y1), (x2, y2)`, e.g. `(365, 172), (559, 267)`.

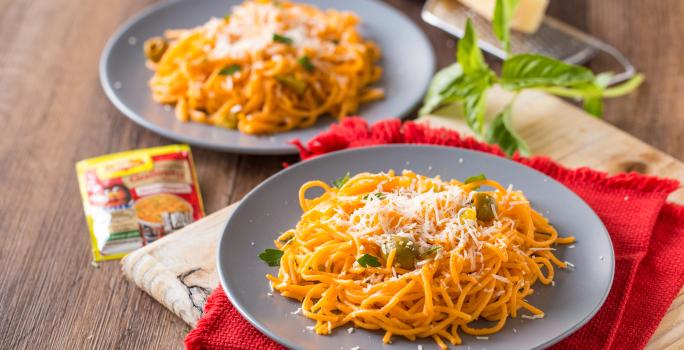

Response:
(421, 0), (635, 85)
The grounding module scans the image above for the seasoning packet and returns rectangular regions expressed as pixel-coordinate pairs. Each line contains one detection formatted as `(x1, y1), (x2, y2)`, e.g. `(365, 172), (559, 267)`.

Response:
(76, 145), (204, 261)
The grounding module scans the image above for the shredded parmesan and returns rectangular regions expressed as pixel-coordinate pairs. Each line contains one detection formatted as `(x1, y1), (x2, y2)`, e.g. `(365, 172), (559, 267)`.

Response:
(492, 274), (510, 284)
(522, 314), (545, 319)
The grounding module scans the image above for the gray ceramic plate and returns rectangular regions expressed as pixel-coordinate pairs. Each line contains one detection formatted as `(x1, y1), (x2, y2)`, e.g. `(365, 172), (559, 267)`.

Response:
(99, 0), (435, 154)
(218, 145), (615, 350)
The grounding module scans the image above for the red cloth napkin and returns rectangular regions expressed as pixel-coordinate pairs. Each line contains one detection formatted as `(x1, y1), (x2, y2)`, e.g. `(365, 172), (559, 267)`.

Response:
(186, 118), (684, 350)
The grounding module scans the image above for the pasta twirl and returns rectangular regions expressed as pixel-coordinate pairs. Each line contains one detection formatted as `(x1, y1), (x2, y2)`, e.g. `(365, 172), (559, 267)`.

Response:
(145, 0), (384, 135)
(264, 170), (574, 349)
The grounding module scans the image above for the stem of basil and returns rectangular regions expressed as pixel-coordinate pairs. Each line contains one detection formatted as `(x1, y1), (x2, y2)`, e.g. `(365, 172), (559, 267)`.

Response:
(602, 74), (645, 98)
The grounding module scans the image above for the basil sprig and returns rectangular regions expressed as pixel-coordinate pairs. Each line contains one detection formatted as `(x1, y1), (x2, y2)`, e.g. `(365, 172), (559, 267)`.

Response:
(357, 254), (381, 268)
(419, 1), (644, 156)
(219, 64), (241, 75)
(464, 173), (487, 184)
(492, 0), (520, 53)
(259, 249), (284, 267)
(332, 172), (350, 188)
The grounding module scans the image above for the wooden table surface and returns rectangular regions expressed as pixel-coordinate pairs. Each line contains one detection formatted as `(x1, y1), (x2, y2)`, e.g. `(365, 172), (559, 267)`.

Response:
(1, 0), (683, 349)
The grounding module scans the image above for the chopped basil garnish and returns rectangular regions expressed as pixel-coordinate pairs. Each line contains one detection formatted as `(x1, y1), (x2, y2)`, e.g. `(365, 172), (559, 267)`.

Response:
(298, 56), (315, 72)
(258, 249), (284, 267)
(357, 254), (381, 268)
(278, 236), (294, 244)
(332, 172), (350, 188)
(219, 64), (241, 75)
(419, 245), (443, 258)
(363, 192), (385, 200)
(464, 173), (487, 184)
(272, 33), (293, 44)
(275, 75), (307, 94)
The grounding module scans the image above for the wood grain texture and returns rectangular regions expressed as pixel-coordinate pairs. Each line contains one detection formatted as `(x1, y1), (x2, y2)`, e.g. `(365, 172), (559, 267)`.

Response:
(0, 0), (682, 349)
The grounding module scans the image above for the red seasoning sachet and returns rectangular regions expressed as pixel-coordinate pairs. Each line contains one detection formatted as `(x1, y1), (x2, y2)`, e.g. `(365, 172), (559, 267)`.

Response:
(76, 144), (204, 261)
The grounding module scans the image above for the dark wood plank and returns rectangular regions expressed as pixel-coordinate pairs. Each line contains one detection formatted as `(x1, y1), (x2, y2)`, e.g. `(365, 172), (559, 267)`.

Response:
(0, 0), (682, 349)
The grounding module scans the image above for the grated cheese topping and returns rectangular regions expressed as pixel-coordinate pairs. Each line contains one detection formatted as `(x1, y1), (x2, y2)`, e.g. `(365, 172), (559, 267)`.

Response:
(324, 170), (535, 282)
(185, 2), (347, 60)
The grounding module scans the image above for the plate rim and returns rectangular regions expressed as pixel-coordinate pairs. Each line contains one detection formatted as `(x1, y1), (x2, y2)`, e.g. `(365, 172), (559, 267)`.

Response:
(217, 144), (615, 349)
(99, 0), (436, 155)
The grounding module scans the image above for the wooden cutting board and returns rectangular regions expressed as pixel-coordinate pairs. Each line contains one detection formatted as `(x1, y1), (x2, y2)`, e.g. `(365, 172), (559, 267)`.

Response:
(121, 89), (684, 349)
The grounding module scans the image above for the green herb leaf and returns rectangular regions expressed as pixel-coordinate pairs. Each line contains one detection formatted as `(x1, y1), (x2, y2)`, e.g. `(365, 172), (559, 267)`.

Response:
(273, 33), (293, 44)
(224, 14), (231, 22)
(602, 74), (645, 98)
(464, 173), (487, 184)
(258, 249), (284, 267)
(485, 104), (530, 156)
(581, 83), (604, 117)
(275, 75), (307, 94)
(501, 54), (595, 90)
(419, 245), (443, 258)
(440, 69), (493, 134)
(420, 19), (493, 133)
(332, 172), (350, 188)
(363, 192), (385, 200)
(419, 63), (464, 116)
(493, 0), (520, 53)
(595, 72), (614, 88)
(219, 64), (241, 75)
(457, 19), (488, 75)
(298, 55), (315, 72)
(459, 71), (492, 134)
(357, 254), (381, 268)
(278, 236), (294, 244)
(583, 96), (603, 117)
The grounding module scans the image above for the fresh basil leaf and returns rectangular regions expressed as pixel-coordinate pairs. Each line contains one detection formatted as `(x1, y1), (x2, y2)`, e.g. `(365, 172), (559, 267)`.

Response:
(581, 83), (604, 117)
(420, 20), (493, 131)
(419, 245), (443, 258)
(419, 63), (464, 116)
(219, 64), (241, 75)
(602, 74), (645, 98)
(583, 96), (603, 117)
(357, 254), (381, 268)
(440, 70), (493, 134)
(363, 192), (385, 200)
(273, 33), (293, 44)
(278, 236), (294, 244)
(298, 55), (314, 72)
(332, 172), (350, 188)
(276, 75), (307, 94)
(464, 173), (487, 184)
(493, 0), (520, 53)
(461, 74), (490, 135)
(485, 104), (530, 156)
(457, 19), (488, 75)
(595, 72), (614, 88)
(259, 249), (284, 267)
(501, 54), (595, 90)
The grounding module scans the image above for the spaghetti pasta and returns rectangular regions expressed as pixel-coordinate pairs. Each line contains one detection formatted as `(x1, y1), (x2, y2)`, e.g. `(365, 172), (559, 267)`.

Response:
(264, 170), (574, 348)
(145, 0), (384, 134)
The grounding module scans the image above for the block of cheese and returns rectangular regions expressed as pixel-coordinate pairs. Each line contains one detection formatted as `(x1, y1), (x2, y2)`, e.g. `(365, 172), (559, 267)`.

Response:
(458, 0), (549, 33)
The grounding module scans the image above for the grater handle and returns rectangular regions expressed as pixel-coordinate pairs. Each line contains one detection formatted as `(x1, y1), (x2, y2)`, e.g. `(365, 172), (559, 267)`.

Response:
(592, 40), (636, 85)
